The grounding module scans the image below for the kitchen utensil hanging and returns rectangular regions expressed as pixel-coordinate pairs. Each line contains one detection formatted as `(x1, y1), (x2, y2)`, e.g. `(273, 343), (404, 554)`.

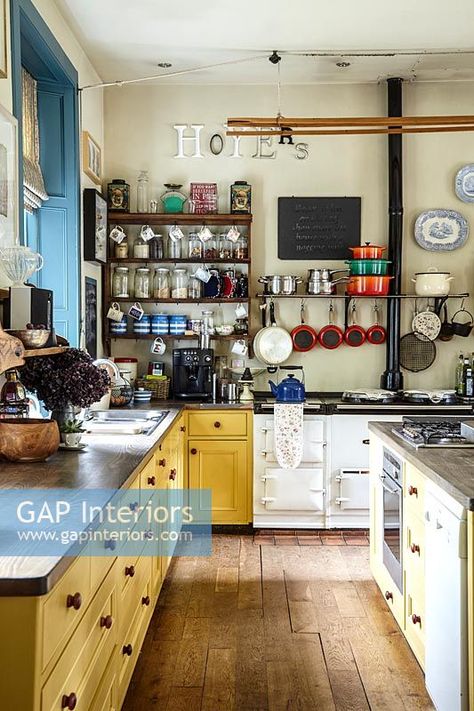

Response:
(411, 302), (442, 341)
(366, 301), (386, 344)
(400, 331), (437, 372)
(344, 301), (366, 347)
(253, 300), (293, 366)
(290, 300), (318, 352)
(450, 304), (474, 337)
(318, 302), (344, 349)
(438, 304), (455, 341)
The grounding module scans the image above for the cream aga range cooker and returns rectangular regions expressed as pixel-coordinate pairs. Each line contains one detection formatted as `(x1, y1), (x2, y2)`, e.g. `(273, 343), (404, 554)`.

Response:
(252, 390), (474, 529)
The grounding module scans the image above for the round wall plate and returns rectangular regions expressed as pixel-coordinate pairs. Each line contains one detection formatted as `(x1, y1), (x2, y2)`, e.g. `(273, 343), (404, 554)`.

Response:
(414, 209), (469, 251)
(455, 164), (474, 203)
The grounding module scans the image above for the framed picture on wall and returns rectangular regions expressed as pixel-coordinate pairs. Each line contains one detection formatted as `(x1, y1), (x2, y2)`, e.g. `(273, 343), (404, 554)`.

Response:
(82, 130), (102, 185)
(83, 187), (107, 264)
(0, 0), (7, 79)
(0, 103), (18, 247)
(84, 276), (98, 359)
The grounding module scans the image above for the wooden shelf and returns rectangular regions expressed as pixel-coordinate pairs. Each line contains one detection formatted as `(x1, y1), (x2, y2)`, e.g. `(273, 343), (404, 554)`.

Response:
(23, 346), (68, 358)
(109, 258), (250, 265)
(107, 333), (249, 341)
(112, 297), (250, 304)
(108, 212), (252, 225)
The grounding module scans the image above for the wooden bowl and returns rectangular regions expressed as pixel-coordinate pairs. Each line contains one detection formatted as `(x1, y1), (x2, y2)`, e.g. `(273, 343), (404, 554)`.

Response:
(0, 419), (60, 462)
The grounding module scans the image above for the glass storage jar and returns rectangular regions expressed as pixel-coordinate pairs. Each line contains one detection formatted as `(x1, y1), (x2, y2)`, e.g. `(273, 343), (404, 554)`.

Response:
(133, 233), (149, 259)
(188, 232), (203, 259)
(171, 268), (188, 299)
(203, 234), (218, 260)
(134, 267), (151, 299)
(148, 233), (164, 259)
(233, 234), (248, 260)
(188, 274), (202, 299)
(201, 309), (215, 334)
(112, 266), (130, 297)
(219, 233), (233, 260)
(154, 268), (170, 299)
(137, 170), (149, 213)
(167, 233), (182, 259)
(114, 237), (129, 259)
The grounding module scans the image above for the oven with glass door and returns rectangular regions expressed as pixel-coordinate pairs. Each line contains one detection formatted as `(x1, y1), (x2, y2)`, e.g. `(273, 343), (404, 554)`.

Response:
(380, 448), (403, 592)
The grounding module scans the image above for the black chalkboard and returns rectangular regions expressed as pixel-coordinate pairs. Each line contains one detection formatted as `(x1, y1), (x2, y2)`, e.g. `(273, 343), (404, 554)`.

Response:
(278, 197), (361, 260)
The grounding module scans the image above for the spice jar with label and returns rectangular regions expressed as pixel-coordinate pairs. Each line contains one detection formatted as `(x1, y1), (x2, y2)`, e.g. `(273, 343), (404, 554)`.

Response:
(112, 266), (130, 297)
(115, 237), (129, 259)
(171, 268), (188, 299)
(134, 267), (151, 299)
(133, 233), (150, 259)
(219, 233), (233, 260)
(188, 232), (203, 259)
(154, 268), (170, 299)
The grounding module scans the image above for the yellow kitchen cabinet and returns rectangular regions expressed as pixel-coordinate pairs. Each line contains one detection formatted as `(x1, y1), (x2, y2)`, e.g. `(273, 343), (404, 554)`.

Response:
(188, 439), (249, 524)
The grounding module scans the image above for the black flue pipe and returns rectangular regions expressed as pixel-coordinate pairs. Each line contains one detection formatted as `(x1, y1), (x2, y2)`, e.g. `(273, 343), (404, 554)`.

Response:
(381, 78), (404, 391)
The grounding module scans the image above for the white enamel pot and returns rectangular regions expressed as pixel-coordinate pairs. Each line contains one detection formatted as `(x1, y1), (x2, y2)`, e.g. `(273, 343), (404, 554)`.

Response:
(412, 268), (453, 296)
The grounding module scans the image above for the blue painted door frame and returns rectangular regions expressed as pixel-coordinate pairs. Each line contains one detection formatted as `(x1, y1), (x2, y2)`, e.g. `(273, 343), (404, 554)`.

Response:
(10, 0), (80, 345)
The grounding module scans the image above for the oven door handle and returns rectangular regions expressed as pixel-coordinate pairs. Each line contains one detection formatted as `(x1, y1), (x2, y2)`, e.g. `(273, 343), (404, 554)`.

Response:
(379, 473), (400, 496)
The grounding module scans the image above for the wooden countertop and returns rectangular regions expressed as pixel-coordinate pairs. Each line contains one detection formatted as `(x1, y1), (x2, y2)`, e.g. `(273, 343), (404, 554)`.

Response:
(368, 421), (474, 511)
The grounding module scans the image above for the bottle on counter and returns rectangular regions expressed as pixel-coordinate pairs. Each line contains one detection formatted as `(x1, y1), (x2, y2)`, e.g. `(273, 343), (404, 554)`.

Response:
(464, 358), (474, 398)
(455, 354), (464, 395)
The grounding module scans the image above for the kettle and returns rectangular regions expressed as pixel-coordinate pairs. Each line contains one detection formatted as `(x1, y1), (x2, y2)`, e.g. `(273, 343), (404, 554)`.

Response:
(269, 367), (305, 403)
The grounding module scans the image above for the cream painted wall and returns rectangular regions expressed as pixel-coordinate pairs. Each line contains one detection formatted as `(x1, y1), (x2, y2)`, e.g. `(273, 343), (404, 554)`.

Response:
(104, 81), (474, 392)
(0, 0), (104, 353)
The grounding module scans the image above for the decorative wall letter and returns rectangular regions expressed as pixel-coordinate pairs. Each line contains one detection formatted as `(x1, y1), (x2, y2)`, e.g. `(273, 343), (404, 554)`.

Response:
(252, 133), (276, 159)
(294, 142), (309, 160)
(173, 124), (204, 158)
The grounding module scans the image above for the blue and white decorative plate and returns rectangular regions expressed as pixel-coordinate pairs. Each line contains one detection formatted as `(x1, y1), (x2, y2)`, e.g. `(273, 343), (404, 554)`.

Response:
(455, 164), (474, 202)
(414, 209), (469, 251)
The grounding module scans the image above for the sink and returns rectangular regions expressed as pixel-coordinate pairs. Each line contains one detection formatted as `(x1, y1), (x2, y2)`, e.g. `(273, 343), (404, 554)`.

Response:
(84, 409), (169, 435)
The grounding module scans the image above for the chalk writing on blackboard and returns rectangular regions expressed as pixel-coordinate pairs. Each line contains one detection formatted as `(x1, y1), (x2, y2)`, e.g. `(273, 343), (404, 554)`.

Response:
(278, 197), (361, 260)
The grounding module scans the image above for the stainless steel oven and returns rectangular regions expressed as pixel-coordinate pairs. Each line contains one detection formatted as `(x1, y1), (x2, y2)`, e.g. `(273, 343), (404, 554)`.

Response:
(380, 448), (403, 592)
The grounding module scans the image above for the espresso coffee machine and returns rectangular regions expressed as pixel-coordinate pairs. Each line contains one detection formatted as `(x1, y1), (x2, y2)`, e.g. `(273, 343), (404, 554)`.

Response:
(172, 348), (214, 400)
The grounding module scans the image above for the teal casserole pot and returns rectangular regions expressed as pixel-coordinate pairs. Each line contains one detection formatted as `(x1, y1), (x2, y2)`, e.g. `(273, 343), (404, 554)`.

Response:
(345, 259), (391, 276)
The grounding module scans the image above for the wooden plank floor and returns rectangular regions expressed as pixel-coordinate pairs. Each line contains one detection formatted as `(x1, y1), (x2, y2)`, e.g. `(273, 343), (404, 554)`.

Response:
(123, 535), (434, 711)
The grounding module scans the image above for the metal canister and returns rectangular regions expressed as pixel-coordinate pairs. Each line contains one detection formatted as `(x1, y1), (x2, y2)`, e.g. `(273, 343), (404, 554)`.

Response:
(230, 181), (251, 214)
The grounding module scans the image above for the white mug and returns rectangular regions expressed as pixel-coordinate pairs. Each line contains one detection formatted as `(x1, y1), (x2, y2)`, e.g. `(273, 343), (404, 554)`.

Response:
(107, 302), (124, 322)
(231, 339), (248, 356)
(151, 337), (166, 355)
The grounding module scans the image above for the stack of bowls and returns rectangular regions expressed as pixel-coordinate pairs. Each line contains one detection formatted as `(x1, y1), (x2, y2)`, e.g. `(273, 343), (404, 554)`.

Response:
(345, 243), (392, 296)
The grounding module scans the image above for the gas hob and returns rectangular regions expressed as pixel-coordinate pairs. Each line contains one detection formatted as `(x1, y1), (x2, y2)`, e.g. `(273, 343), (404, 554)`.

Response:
(392, 417), (474, 448)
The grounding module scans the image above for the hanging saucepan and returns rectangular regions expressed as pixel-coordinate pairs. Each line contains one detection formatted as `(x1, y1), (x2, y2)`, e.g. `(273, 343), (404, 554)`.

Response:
(451, 307), (474, 337)
(344, 301), (366, 347)
(366, 301), (386, 344)
(253, 300), (293, 366)
(291, 301), (318, 352)
(318, 303), (344, 349)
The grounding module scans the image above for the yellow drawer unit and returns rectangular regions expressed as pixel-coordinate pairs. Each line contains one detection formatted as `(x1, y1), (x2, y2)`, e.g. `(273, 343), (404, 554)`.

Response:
(404, 579), (425, 669)
(374, 562), (404, 630)
(188, 410), (248, 437)
(404, 513), (425, 587)
(404, 462), (426, 519)
(41, 562), (117, 711)
(42, 555), (91, 671)
(89, 654), (118, 711)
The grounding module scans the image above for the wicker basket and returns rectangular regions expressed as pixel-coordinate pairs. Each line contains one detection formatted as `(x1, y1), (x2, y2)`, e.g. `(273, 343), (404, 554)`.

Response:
(135, 378), (170, 400)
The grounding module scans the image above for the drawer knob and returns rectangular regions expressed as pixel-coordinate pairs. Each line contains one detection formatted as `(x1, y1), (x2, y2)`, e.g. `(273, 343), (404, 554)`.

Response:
(142, 595), (151, 606)
(159, 458), (166, 467)
(214, 421), (221, 428)
(412, 613), (422, 626)
(125, 565), (135, 577)
(180, 425), (186, 432)
(61, 693), (77, 710)
(100, 614), (113, 629)
(169, 469), (177, 481)
(104, 539), (116, 551)
(385, 591), (393, 601)
(123, 643), (133, 656)
(410, 543), (420, 554)
(408, 485), (418, 497)
(362, 438), (370, 445)
(147, 475), (156, 486)
(66, 592), (82, 611)
(191, 448), (197, 455)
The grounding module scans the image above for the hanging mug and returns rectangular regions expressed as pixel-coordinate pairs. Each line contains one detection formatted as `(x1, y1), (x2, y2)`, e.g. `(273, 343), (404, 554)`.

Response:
(109, 225), (126, 243)
(107, 302), (125, 322)
(231, 339), (248, 356)
(128, 302), (144, 320)
(151, 337), (166, 355)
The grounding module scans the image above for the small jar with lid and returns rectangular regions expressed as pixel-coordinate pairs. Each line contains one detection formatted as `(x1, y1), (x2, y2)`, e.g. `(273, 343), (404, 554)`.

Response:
(133, 233), (150, 259)
(188, 274), (202, 299)
(114, 237), (129, 259)
(171, 268), (188, 299)
(201, 310), (215, 334)
(203, 234), (218, 260)
(148, 233), (164, 259)
(233, 234), (248, 260)
(112, 266), (130, 297)
(167, 233), (182, 259)
(134, 267), (151, 298)
(154, 268), (170, 299)
(188, 232), (203, 259)
(219, 233), (233, 260)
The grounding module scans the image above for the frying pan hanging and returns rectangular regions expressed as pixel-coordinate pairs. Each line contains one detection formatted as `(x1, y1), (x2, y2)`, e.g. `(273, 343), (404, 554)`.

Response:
(253, 300), (293, 366)
(291, 301), (318, 352)
(344, 301), (366, 347)
(319, 303), (344, 349)
(366, 301), (386, 345)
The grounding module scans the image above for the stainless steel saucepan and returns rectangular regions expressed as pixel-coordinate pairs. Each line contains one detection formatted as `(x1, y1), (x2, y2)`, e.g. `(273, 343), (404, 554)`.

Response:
(258, 275), (302, 295)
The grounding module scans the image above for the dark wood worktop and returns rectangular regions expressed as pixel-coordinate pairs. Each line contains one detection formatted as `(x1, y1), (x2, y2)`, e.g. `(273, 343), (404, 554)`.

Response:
(369, 421), (474, 511)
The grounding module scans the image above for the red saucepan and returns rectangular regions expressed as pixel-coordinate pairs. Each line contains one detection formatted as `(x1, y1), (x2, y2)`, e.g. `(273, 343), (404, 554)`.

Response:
(348, 242), (386, 260)
(366, 302), (387, 345)
(319, 303), (344, 349)
(291, 302), (318, 352)
(344, 302), (366, 347)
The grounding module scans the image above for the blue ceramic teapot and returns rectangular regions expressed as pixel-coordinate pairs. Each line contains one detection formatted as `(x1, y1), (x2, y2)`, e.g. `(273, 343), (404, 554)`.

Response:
(269, 370), (305, 403)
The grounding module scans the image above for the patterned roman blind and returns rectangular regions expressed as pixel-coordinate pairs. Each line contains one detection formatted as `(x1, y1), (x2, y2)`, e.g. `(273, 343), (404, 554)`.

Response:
(22, 68), (48, 213)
